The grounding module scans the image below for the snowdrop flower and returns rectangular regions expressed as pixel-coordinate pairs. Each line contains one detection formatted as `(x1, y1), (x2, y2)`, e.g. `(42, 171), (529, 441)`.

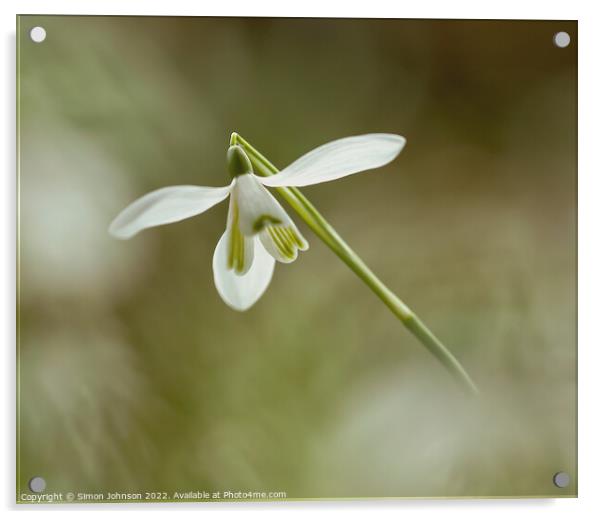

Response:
(109, 132), (478, 393)
(109, 134), (405, 311)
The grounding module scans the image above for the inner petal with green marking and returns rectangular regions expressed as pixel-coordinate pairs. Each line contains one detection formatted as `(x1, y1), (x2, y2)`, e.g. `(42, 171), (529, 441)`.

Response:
(232, 172), (308, 264)
(259, 224), (309, 264)
(234, 173), (294, 236)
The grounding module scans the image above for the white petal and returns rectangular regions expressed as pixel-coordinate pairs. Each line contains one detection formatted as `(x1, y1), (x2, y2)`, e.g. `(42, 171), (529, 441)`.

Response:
(259, 134), (406, 187)
(109, 184), (231, 239)
(213, 232), (275, 311)
(233, 174), (294, 235)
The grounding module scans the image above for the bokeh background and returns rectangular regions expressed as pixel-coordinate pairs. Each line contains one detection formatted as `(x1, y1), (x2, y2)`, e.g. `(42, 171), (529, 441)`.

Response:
(17, 16), (576, 499)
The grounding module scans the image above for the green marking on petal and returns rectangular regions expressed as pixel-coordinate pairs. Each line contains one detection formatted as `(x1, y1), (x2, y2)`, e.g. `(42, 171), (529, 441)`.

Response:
(284, 227), (304, 249)
(236, 228), (245, 273)
(253, 214), (283, 233)
(267, 227), (287, 257)
(227, 200), (246, 273)
(267, 226), (295, 259)
(273, 227), (295, 256)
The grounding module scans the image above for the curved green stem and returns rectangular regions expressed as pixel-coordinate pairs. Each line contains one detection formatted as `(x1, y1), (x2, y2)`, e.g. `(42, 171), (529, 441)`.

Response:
(231, 133), (479, 395)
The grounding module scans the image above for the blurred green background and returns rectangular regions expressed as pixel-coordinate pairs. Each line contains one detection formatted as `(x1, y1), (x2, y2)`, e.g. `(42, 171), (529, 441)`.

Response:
(17, 16), (576, 499)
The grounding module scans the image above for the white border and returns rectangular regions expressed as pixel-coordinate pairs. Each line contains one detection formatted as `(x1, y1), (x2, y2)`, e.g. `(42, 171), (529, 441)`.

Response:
(2, 1), (601, 517)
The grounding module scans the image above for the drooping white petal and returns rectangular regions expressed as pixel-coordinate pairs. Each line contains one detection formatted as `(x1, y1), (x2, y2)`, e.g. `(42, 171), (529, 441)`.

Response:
(233, 173), (294, 236)
(225, 195), (254, 275)
(109, 184), (232, 239)
(213, 232), (275, 311)
(259, 134), (406, 187)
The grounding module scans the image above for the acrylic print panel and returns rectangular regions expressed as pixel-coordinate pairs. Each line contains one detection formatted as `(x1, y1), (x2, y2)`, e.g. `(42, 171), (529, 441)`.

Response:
(16, 16), (577, 502)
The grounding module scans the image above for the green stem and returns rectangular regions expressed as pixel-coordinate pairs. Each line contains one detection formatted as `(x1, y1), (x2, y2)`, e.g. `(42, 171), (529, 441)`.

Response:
(231, 133), (479, 395)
